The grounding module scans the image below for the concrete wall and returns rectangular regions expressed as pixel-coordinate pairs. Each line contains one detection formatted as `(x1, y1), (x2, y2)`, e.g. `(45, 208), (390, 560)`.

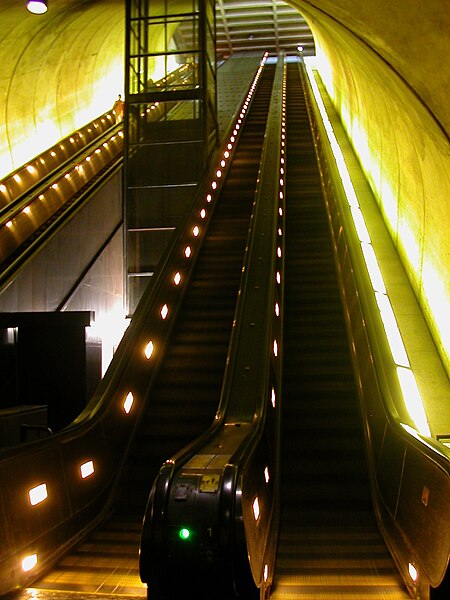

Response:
(0, 0), (124, 178)
(291, 0), (450, 374)
(0, 0), (448, 372)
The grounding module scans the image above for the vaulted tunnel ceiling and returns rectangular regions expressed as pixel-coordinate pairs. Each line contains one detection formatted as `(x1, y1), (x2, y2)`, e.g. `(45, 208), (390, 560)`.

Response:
(215, 0), (315, 58)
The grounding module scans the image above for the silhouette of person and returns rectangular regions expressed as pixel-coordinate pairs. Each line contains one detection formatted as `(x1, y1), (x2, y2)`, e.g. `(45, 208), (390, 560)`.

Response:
(113, 94), (124, 122)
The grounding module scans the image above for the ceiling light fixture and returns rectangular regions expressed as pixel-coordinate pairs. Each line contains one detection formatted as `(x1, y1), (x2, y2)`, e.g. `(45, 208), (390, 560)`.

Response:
(27, 0), (48, 14)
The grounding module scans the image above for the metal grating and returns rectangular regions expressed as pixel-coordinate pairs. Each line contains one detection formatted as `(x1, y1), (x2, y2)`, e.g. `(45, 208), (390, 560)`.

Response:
(216, 0), (315, 59)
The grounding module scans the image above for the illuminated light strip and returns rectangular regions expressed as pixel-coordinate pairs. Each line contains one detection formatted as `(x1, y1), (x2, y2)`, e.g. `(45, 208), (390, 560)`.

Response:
(304, 59), (431, 437)
(173, 56), (267, 299)
(397, 367), (430, 437)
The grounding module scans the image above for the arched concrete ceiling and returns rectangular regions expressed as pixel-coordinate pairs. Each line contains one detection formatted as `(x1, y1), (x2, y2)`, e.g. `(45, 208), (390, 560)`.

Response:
(0, 0), (448, 369)
(288, 0), (449, 136)
(0, 0), (448, 176)
(0, 0), (125, 176)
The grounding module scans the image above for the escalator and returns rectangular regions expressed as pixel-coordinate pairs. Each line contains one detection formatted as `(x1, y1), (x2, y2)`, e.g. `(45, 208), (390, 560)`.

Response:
(23, 63), (277, 597)
(270, 62), (410, 599)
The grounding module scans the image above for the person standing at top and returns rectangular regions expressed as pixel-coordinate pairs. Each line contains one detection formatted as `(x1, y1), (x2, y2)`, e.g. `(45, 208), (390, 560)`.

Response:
(113, 94), (124, 122)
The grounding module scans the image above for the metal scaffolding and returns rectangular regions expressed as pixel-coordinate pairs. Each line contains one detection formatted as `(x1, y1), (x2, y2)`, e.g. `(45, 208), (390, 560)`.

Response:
(124, 0), (217, 314)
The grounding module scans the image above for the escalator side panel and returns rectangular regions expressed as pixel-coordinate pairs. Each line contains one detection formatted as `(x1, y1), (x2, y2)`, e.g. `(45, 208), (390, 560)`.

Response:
(270, 63), (409, 599)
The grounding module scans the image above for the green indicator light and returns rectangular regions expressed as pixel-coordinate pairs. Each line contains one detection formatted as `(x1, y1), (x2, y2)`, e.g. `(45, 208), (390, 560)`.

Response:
(179, 527), (191, 540)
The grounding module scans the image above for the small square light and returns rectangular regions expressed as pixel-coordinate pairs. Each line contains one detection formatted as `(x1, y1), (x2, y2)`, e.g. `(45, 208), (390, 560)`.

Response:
(80, 460), (94, 479)
(29, 483), (48, 506)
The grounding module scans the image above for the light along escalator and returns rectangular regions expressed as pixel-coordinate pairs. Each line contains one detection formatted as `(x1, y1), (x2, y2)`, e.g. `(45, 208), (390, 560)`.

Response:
(21, 63), (277, 598)
(269, 62), (410, 599)
(0, 65), (194, 290)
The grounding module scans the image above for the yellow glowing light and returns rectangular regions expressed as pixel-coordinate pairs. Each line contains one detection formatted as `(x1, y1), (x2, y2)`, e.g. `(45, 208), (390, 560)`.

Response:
(275, 302), (280, 317)
(14, 174), (21, 183)
(51, 183), (58, 190)
(0, 184), (6, 193)
(144, 341), (154, 359)
(273, 340), (278, 357)
(276, 272), (281, 284)
(23, 206), (31, 214)
(399, 218), (421, 274)
(22, 554), (37, 572)
(224, 151), (230, 159)
(271, 387), (276, 408)
(264, 466), (270, 483)
(211, 181), (217, 190)
(408, 563), (418, 582)
(304, 58), (433, 445)
(200, 209), (206, 219)
(185, 246), (192, 258)
(29, 483), (48, 506)
(6, 221), (12, 228)
(252, 497), (260, 520)
(397, 367), (431, 436)
(160, 304), (169, 320)
(422, 259), (450, 361)
(277, 247), (282, 258)
(375, 292), (409, 367)
(216, 170), (222, 178)
(26, 165), (35, 174)
(264, 564), (269, 582)
(80, 460), (94, 479)
(361, 243), (386, 294)
(221, 160), (226, 168)
(124, 392), (134, 414)
(350, 206), (371, 243)
(380, 176), (398, 231)
(206, 194), (212, 203)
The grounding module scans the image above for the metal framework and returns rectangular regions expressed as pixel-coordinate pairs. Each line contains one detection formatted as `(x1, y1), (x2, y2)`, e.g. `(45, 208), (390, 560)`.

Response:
(124, 0), (217, 314)
(215, 0), (315, 58)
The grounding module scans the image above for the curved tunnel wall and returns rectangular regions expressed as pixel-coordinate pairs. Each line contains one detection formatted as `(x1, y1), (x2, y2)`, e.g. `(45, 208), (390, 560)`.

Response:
(0, 0), (125, 179)
(291, 0), (450, 375)
(0, 0), (448, 374)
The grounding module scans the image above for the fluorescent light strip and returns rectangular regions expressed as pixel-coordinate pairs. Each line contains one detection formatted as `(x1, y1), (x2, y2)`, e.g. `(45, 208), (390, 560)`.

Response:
(304, 59), (430, 437)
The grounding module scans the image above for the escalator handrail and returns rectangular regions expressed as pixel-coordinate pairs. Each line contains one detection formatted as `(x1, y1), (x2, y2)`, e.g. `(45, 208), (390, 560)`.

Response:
(302, 61), (450, 592)
(139, 54), (273, 584)
(0, 154), (124, 293)
(0, 58), (266, 596)
(139, 54), (285, 596)
(0, 113), (119, 223)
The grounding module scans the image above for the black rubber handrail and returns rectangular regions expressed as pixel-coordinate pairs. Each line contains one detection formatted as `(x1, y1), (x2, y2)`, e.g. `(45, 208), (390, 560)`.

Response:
(139, 54), (285, 599)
